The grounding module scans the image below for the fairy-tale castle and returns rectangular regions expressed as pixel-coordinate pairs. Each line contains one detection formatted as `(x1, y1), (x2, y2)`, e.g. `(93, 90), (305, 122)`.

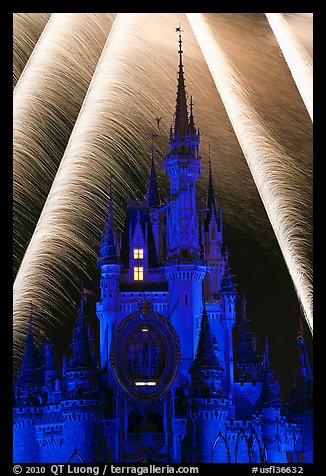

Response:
(13, 29), (313, 464)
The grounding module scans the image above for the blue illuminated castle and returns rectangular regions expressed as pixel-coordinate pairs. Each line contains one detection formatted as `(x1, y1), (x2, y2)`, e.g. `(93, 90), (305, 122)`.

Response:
(13, 30), (313, 464)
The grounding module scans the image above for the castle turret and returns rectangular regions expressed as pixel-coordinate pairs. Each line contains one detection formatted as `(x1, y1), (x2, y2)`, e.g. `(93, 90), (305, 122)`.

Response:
(186, 306), (229, 462)
(15, 304), (45, 388)
(163, 27), (206, 380)
(234, 296), (262, 420)
(13, 305), (45, 463)
(61, 294), (102, 463)
(65, 292), (97, 391)
(286, 324), (313, 462)
(203, 153), (223, 299)
(258, 339), (285, 463)
(96, 180), (121, 371)
(218, 248), (237, 416)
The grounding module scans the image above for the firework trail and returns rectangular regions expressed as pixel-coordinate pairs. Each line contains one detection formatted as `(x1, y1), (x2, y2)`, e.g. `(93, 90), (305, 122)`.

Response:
(13, 13), (51, 88)
(13, 13), (116, 277)
(265, 13), (313, 121)
(187, 13), (313, 333)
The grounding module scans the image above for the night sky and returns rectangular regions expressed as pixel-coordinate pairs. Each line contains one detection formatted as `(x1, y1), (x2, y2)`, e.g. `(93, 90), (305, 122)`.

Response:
(12, 13), (313, 401)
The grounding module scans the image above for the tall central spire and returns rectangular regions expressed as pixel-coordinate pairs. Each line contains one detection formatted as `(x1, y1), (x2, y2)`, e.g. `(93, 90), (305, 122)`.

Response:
(173, 25), (189, 140)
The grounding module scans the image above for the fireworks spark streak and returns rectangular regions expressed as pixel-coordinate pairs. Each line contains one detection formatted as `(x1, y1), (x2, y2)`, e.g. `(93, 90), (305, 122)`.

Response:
(13, 13), (51, 88)
(265, 13), (313, 122)
(187, 13), (313, 333)
(13, 13), (116, 277)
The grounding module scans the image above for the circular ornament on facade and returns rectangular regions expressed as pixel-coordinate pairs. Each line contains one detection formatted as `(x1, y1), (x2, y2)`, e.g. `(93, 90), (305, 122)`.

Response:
(110, 302), (180, 399)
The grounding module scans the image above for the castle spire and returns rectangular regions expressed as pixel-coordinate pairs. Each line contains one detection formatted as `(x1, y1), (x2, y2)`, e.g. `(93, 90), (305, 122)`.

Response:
(294, 321), (312, 388)
(236, 295), (258, 364)
(173, 25), (189, 140)
(287, 322), (313, 416)
(99, 174), (119, 265)
(65, 290), (96, 371)
(16, 302), (45, 385)
(204, 150), (219, 232)
(257, 338), (281, 408)
(22, 303), (36, 368)
(147, 139), (160, 208)
(190, 305), (222, 372)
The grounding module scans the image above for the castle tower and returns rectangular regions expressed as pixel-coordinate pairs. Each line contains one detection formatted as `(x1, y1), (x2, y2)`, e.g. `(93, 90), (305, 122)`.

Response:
(286, 325), (313, 462)
(61, 293), (103, 463)
(96, 179), (121, 372)
(186, 306), (229, 463)
(13, 305), (45, 463)
(163, 27), (206, 379)
(203, 152), (224, 299)
(217, 249), (237, 416)
(65, 292), (98, 391)
(234, 295), (262, 420)
(257, 339), (284, 463)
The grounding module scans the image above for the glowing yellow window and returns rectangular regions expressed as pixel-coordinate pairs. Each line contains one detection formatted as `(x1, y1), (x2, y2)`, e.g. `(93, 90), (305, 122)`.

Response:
(134, 248), (144, 259)
(134, 267), (144, 281)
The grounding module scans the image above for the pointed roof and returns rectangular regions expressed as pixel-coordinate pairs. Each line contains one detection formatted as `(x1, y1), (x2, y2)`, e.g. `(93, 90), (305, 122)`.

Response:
(219, 248), (236, 294)
(257, 338), (281, 408)
(236, 295), (258, 364)
(147, 140), (160, 209)
(65, 292), (97, 372)
(294, 321), (312, 388)
(287, 323), (313, 415)
(120, 204), (159, 269)
(190, 305), (223, 372)
(173, 26), (189, 139)
(99, 175), (119, 265)
(204, 151), (219, 232)
(16, 303), (45, 386)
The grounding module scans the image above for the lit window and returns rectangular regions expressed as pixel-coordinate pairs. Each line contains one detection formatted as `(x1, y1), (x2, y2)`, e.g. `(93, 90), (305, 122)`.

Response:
(134, 267), (144, 281)
(134, 248), (144, 259)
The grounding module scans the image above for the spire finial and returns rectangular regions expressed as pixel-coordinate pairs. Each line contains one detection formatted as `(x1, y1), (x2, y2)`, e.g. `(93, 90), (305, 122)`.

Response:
(176, 24), (183, 60)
